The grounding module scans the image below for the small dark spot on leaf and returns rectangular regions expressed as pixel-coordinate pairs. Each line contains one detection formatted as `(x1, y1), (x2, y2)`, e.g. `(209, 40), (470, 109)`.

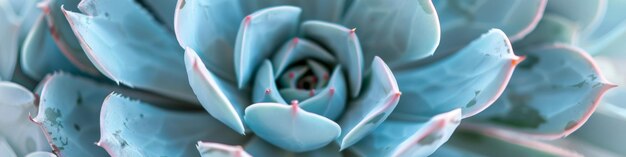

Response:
(76, 92), (83, 106)
(571, 81), (587, 88)
(140, 114), (144, 118)
(418, 134), (442, 145)
(74, 124), (81, 132)
(45, 108), (64, 129)
(588, 74), (597, 81)
(113, 130), (128, 148)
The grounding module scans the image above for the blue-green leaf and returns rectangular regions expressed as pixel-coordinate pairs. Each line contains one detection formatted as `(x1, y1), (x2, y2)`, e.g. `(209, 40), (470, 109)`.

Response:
(301, 21), (364, 97)
(32, 74), (109, 156)
(244, 102), (341, 152)
(174, 0), (244, 81)
(299, 66), (347, 120)
(253, 60), (287, 104)
(336, 57), (400, 149)
(467, 44), (615, 139)
(244, 137), (342, 157)
(271, 38), (336, 78)
(578, 0), (626, 55)
(350, 109), (461, 157)
(137, 0), (177, 31)
(514, 14), (578, 49)
(545, 0), (605, 33)
(98, 93), (247, 157)
(196, 142), (251, 157)
(63, 0), (197, 103)
(184, 47), (248, 135)
(241, 0), (346, 22)
(342, 0), (441, 68)
(234, 6), (301, 88)
(392, 29), (521, 119)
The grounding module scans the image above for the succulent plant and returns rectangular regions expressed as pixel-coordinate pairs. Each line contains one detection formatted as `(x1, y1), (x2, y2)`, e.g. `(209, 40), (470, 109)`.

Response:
(0, 0), (624, 157)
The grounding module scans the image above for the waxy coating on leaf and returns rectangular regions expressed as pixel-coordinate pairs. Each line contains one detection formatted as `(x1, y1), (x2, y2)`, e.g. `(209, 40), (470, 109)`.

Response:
(253, 60), (287, 104)
(336, 56), (400, 149)
(196, 141), (251, 157)
(351, 109), (462, 157)
(63, 0), (198, 103)
(98, 93), (247, 157)
(244, 102), (341, 152)
(31, 73), (109, 156)
(184, 47), (247, 135)
(466, 44), (617, 139)
(243, 137), (342, 157)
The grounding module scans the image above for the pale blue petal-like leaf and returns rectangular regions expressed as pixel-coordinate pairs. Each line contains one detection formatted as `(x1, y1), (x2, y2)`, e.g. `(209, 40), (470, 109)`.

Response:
(137, 0), (177, 31)
(0, 2), (20, 80)
(431, 128), (582, 157)
(545, 0), (605, 33)
(253, 60), (287, 104)
(196, 141), (251, 157)
(579, 0), (626, 55)
(392, 29), (521, 119)
(31, 74), (109, 156)
(277, 65), (309, 89)
(98, 93), (248, 157)
(271, 38), (336, 78)
(244, 102), (341, 152)
(184, 47), (247, 135)
(336, 57), (400, 149)
(467, 44), (615, 139)
(25, 152), (58, 157)
(21, 15), (82, 80)
(241, 0), (345, 22)
(63, 0), (198, 103)
(567, 105), (626, 156)
(244, 137), (342, 157)
(40, 0), (100, 75)
(0, 136), (17, 157)
(0, 82), (49, 156)
(235, 6), (301, 88)
(434, 0), (546, 53)
(174, 0), (244, 81)
(350, 109), (461, 157)
(514, 14), (578, 49)
(279, 89), (312, 103)
(342, 0), (440, 68)
(299, 66), (347, 120)
(301, 21), (364, 97)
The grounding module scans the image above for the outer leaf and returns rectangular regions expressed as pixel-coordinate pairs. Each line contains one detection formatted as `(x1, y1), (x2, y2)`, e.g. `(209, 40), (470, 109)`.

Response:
(431, 129), (582, 157)
(174, 0), (244, 81)
(301, 21), (364, 97)
(31, 74), (109, 156)
(342, 0), (440, 68)
(196, 142), (251, 157)
(63, 0), (197, 103)
(234, 6), (301, 88)
(184, 47), (247, 135)
(40, 0), (100, 75)
(336, 57), (400, 149)
(579, 0), (626, 55)
(244, 137), (342, 157)
(392, 29), (522, 119)
(0, 1), (20, 80)
(240, 0), (346, 22)
(545, 0), (606, 33)
(253, 60), (287, 104)
(514, 14), (578, 49)
(98, 93), (247, 157)
(243, 103), (341, 152)
(434, 0), (546, 53)
(271, 38), (336, 78)
(0, 82), (49, 156)
(467, 44), (616, 139)
(350, 109), (461, 157)
(21, 14), (81, 80)
(25, 152), (58, 157)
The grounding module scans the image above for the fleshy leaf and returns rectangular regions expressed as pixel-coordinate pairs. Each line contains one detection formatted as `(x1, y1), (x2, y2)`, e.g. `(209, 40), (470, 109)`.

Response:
(25, 152), (58, 157)
(244, 137), (342, 157)
(240, 0), (345, 22)
(21, 14), (82, 80)
(271, 38), (336, 78)
(63, 0), (198, 103)
(184, 47), (247, 135)
(392, 29), (521, 119)
(174, 0), (244, 81)
(253, 60), (287, 104)
(0, 136), (17, 157)
(431, 129), (582, 157)
(244, 102), (341, 152)
(31, 74), (109, 156)
(434, 0), (546, 53)
(98, 93), (248, 157)
(0, 82), (49, 156)
(0, 1), (20, 80)
(234, 6), (301, 88)
(514, 14), (578, 49)
(578, 0), (626, 55)
(342, 0), (440, 68)
(350, 109), (462, 157)
(196, 141), (251, 157)
(545, 0), (605, 33)
(299, 66), (347, 120)
(467, 44), (615, 139)
(301, 21), (364, 97)
(137, 0), (177, 31)
(336, 57), (400, 149)
(40, 0), (100, 75)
